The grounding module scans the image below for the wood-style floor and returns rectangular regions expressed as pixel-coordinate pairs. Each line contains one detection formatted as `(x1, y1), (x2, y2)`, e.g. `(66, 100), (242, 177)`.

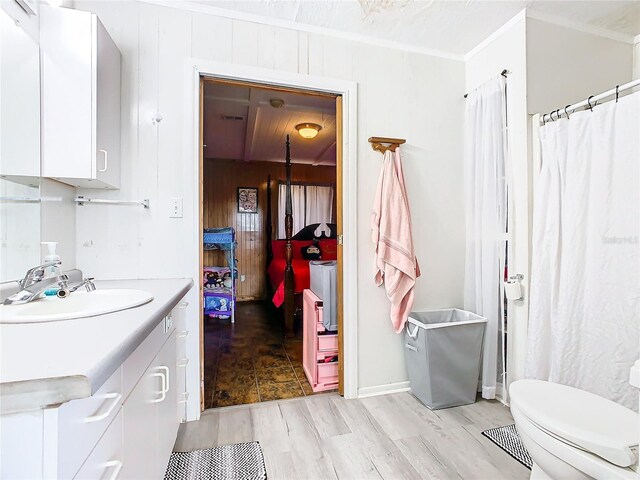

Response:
(175, 392), (530, 479)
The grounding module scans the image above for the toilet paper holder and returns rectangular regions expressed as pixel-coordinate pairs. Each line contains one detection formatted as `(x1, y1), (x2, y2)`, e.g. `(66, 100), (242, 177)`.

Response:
(504, 274), (524, 301)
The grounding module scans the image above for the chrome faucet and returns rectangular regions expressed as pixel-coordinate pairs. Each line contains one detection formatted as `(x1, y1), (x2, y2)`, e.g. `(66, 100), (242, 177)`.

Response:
(4, 273), (70, 305)
(4, 261), (98, 305)
(57, 278), (96, 298)
(17, 260), (61, 290)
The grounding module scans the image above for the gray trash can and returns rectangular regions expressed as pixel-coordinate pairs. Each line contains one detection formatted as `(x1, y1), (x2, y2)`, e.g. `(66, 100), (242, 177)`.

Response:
(404, 309), (487, 410)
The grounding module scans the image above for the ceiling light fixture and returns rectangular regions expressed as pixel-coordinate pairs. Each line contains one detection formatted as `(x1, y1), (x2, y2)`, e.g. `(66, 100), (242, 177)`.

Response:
(295, 123), (322, 139)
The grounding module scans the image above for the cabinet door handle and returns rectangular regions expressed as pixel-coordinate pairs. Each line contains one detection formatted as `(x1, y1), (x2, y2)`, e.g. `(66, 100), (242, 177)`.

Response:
(99, 149), (108, 172)
(84, 392), (122, 423)
(158, 365), (170, 392)
(178, 330), (189, 338)
(178, 358), (189, 368)
(151, 372), (166, 403)
(103, 460), (123, 480)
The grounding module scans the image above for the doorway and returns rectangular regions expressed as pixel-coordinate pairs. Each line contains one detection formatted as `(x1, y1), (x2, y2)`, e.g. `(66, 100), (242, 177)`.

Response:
(198, 77), (346, 410)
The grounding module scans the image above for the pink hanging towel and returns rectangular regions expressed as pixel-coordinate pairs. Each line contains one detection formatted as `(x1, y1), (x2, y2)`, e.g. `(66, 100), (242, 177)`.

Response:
(371, 149), (421, 333)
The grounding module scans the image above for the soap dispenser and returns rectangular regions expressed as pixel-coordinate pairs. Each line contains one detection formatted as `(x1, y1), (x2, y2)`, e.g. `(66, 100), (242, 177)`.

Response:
(41, 242), (61, 278)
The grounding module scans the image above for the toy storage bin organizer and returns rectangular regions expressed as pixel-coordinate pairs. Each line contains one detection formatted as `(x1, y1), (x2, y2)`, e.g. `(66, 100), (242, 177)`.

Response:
(404, 309), (487, 410)
(203, 227), (237, 323)
(302, 289), (338, 392)
(203, 267), (235, 321)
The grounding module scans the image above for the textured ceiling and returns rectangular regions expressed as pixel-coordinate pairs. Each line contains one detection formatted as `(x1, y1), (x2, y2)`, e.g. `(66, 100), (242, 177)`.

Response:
(191, 0), (640, 56)
(203, 82), (337, 165)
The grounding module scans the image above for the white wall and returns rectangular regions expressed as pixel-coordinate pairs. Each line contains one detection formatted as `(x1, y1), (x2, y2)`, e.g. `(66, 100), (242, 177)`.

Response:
(526, 18), (634, 115)
(465, 11), (529, 395)
(72, 1), (466, 417)
(40, 179), (76, 270)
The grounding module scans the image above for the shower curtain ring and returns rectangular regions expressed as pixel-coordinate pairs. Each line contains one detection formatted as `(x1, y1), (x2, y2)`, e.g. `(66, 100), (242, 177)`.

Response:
(564, 105), (571, 119)
(615, 85), (619, 103)
(550, 110), (557, 122)
(542, 113), (547, 125)
(587, 95), (596, 111)
(556, 109), (561, 120)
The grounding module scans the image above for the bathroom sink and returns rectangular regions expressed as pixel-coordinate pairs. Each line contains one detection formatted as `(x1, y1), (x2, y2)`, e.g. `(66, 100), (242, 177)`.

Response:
(0, 289), (154, 324)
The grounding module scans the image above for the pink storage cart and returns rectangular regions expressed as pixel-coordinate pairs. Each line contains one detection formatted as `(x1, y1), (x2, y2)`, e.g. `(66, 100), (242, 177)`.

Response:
(302, 289), (339, 392)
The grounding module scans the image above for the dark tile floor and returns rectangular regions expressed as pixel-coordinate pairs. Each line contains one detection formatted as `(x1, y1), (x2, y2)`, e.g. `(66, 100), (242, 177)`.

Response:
(203, 300), (326, 409)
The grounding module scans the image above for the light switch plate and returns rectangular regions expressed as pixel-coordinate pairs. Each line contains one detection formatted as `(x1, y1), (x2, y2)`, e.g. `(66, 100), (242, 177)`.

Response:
(169, 197), (183, 218)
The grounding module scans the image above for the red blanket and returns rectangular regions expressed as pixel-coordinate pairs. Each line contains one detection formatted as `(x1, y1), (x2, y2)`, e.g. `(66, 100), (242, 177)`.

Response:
(268, 259), (311, 307)
(268, 239), (337, 307)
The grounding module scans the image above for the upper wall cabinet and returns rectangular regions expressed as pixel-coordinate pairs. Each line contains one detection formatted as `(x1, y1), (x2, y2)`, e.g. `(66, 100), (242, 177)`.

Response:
(40, 6), (121, 189)
(0, 7), (41, 183)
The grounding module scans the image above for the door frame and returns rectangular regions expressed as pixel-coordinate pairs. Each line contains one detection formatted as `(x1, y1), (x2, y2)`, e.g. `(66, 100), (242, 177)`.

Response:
(187, 60), (359, 412)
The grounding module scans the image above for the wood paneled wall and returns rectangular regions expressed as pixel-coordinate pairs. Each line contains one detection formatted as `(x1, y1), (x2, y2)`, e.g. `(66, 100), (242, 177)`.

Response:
(203, 159), (335, 301)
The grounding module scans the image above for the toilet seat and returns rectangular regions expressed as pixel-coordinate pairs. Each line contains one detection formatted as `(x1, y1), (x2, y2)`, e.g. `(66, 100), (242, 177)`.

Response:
(510, 380), (639, 469)
(511, 403), (638, 480)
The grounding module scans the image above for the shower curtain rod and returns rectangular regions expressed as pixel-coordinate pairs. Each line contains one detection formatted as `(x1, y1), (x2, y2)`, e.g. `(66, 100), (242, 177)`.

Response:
(541, 78), (640, 124)
(463, 69), (509, 98)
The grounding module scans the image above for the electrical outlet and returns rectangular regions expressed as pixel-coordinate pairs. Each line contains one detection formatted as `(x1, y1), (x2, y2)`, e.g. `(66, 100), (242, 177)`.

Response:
(240, 274), (246, 282)
(169, 197), (183, 218)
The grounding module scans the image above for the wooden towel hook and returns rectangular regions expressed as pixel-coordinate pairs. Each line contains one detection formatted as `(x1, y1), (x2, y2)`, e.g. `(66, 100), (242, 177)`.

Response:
(368, 136), (406, 154)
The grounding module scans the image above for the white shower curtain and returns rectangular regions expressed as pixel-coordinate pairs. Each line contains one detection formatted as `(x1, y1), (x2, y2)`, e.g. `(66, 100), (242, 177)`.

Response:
(527, 91), (640, 411)
(464, 76), (508, 400)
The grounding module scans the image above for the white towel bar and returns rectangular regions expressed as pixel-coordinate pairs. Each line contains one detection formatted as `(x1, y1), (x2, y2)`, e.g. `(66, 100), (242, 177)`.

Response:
(74, 196), (149, 208)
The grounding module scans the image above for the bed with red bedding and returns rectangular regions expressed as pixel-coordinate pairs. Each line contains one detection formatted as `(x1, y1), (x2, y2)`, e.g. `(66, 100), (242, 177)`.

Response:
(268, 239), (337, 307)
(266, 136), (339, 336)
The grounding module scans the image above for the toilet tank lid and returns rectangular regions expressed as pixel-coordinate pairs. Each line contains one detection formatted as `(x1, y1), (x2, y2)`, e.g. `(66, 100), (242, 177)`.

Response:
(509, 380), (639, 468)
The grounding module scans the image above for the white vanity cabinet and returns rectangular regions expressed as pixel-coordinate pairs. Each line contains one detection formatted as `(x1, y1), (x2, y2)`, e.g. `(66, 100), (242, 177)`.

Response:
(122, 330), (178, 479)
(73, 410), (124, 480)
(173, 302), (190, 422)
(0, 305), (185, 480)
(40, 6), (121, 189)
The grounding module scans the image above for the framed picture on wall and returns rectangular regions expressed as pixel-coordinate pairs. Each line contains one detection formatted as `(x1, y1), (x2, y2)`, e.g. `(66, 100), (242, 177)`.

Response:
(237, 187), (258, 213)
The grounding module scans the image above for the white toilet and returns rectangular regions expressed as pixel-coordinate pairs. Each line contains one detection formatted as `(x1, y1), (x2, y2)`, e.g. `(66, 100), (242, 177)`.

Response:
(509, 380), (639, 480)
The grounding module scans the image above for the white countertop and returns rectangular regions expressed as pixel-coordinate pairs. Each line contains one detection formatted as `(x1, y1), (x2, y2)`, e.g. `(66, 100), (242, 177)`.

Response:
(0, 278), (193, 414)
